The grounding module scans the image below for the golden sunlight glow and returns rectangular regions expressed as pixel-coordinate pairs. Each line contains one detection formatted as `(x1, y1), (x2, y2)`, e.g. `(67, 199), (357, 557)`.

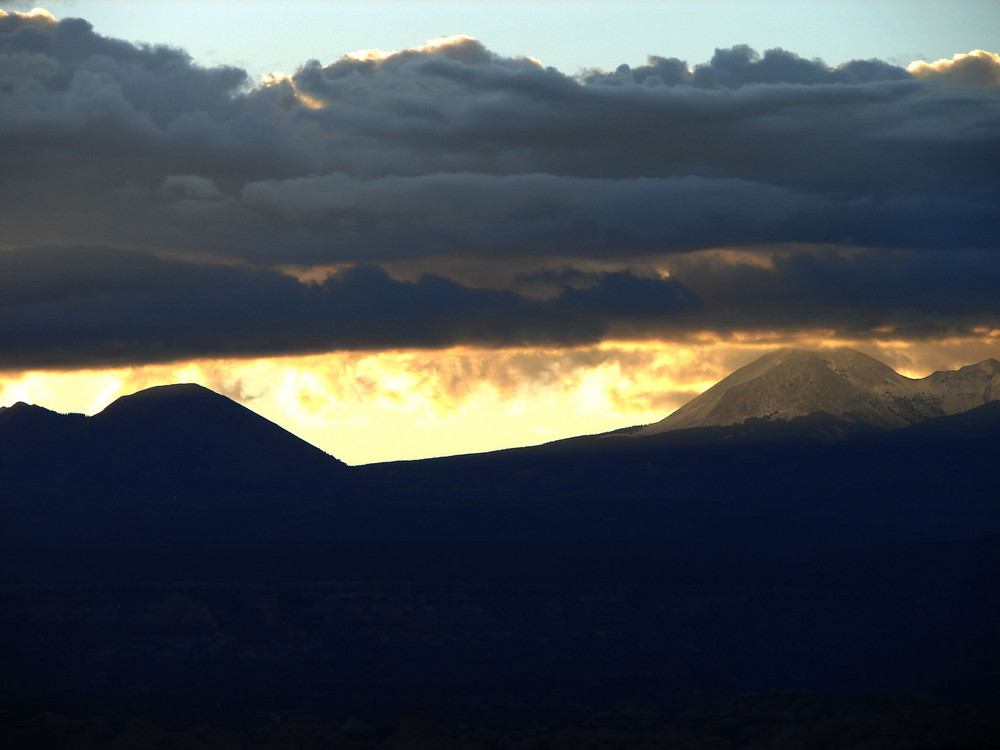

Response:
(0, 8), (56, 22)
(2, 334), (998, 465)
(345, 35), (480, 64)
(907, 49), (1000, 85)
(344, 48), (394, 62)
(276, 263), (351, 284)
(259, 72), (326, 110)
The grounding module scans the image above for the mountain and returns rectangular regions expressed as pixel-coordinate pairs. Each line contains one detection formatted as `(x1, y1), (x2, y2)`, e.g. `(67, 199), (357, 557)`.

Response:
(640, 347), (1000, 435)
(2, 370), (1000, 725)
(0, 383), (346, 495)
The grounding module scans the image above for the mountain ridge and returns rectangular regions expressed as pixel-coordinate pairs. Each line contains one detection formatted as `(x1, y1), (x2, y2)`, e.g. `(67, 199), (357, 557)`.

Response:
(2, 356), (999, 715)
(640, 347), (1000, 435)
(0, 382), (346, 494)
(4, 349), (1000, 471)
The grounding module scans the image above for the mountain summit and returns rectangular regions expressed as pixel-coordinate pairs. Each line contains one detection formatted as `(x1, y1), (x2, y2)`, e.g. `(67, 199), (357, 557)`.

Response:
(640, 347), (1000, 435)
(0, 383), (346, 494)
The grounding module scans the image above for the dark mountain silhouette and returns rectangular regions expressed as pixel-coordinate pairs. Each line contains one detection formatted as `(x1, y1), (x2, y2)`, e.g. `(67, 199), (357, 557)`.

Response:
(0, 383), (346, 496)
(1, 357), (999, 732)
(640, 347), (1000, 434)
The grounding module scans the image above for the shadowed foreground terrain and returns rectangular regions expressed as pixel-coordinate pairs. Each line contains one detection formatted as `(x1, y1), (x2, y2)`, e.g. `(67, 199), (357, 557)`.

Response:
(2, 374), (999, 746)
(4, 690), (1000, 749)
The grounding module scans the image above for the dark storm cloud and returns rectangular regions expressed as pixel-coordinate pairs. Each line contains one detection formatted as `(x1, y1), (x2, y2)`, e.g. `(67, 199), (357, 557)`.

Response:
(0, 246), (700, 368)
(3, 244), (999, 370)
(667, 245), (1000, 336)
(235, 173), (813, 260)
(3, 14), (998, 259)
(1, 10), (999, 364)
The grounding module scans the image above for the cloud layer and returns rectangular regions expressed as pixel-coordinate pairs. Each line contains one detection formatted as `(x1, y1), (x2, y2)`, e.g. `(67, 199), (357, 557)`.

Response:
(4, 243), (999, 369)
(1, 10), (999, 368)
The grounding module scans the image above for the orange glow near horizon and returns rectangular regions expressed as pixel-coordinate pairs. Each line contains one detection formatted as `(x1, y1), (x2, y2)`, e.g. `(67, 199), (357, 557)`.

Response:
(2, 334), (998, 465)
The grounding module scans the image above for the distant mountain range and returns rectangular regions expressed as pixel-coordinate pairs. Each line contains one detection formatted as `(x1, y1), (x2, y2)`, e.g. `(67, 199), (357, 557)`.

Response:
(2, 346), (1000, 520)
(3, 348), (997, 482)
(1, 347), (999, 720)
(641, 347), (1000, 434)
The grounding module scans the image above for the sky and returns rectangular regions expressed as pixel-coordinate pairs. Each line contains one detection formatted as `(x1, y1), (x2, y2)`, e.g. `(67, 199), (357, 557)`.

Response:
(1, 1), (999, 464)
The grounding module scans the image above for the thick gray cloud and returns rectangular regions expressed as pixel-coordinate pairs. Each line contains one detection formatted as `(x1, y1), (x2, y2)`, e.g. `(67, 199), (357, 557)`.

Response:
(0, 246), (700, 368)
(584, 45), (910, 88)
(2, 14), (998, 259)
(234, 172), (815, 261)
(667, 246), (1000, 336)
(1, 10), (998, 366)
(2, 244), (998, 369)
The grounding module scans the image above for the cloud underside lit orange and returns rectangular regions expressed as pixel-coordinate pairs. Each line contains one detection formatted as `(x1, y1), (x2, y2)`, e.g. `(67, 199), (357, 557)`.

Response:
(3, 332), (999, 465)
